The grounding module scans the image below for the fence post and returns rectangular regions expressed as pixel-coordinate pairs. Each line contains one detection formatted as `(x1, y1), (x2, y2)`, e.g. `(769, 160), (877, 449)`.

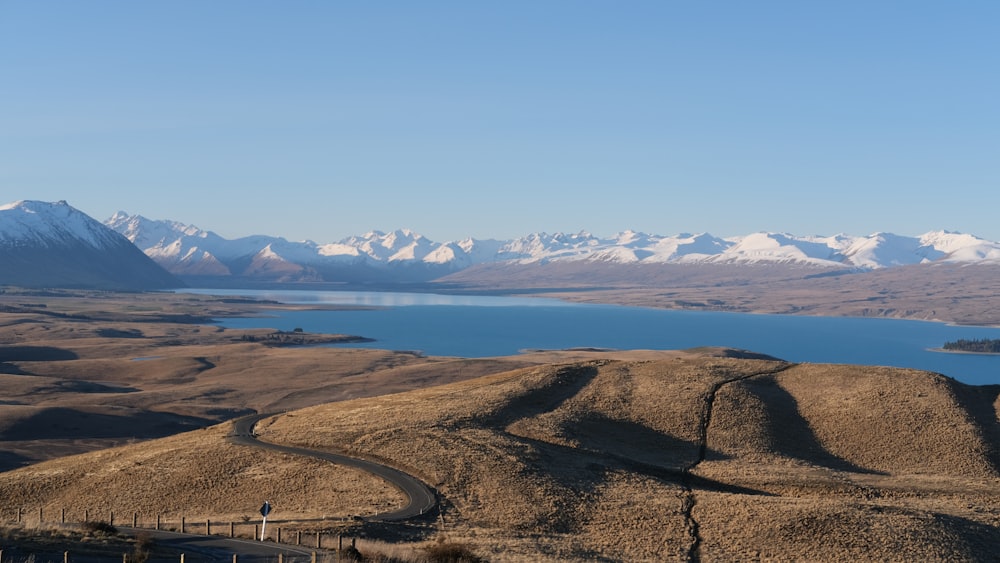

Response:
(316, 531), (321, 549)
(61, 508), (65, 524)
(277, 527), (281, 544)
(230, 521), (235, 538)
(207, 519), (211, 536)
(84, 509), (89, 522)
(38, 507), (43, 524)
(156, 514), (160, 530)
(110, 511), (114, 526)
(255, 524), (259, 541)
(63, 551), (68, 563)
(17, 507), (22, 523)
(133, 512), (138, 528)
(233, 555), (237, 563)
(296, 530), (301, 545)
(181, 516), (186, 534)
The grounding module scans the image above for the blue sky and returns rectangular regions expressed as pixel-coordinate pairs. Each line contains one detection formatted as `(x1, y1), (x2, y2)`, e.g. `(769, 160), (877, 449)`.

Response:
(1, 2), (998, 242)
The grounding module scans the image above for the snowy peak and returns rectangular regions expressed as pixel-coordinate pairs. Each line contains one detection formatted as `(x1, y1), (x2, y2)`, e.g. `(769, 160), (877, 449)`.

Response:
(0, 200), (179, 289)
(0, 200), (124, 250)
(96, 206), (1000, 284)
(714, 232), (845, 265)
(6, 200), (1000, 286)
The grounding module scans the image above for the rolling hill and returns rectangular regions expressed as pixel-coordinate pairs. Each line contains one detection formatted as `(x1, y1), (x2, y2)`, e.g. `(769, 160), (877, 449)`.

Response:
(2, 353), (997, 561)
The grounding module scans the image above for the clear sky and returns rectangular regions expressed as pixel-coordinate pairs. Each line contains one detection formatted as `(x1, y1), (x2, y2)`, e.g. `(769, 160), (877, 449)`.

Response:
(1, 1), (998, 243)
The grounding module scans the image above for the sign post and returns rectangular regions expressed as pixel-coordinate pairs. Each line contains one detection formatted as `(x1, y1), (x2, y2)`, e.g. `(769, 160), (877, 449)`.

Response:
(259, 501), (272, 541)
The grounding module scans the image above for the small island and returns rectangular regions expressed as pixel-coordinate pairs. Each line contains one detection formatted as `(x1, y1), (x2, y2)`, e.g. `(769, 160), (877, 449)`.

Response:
(941, 338), (1000, 354)
(239, 329), (374, 347)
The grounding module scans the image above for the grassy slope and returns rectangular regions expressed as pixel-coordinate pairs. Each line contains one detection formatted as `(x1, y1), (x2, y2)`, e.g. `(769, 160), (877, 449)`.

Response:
(1, 291), (999, 561)
(259, 358), (999, 561)
(1, 356), (998, 561)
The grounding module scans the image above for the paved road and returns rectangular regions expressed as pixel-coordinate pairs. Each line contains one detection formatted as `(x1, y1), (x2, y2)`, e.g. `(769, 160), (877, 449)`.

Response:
(228, 413), (437, 521)
(120, 527), (319, 562)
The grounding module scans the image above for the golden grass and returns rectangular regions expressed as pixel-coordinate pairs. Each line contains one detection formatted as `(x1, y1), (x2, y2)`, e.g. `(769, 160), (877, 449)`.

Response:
(1, 291), (999, 561)
(246, 357), (998, 561)
(0, 291), (546, 468)
(2, 354), (998, 561)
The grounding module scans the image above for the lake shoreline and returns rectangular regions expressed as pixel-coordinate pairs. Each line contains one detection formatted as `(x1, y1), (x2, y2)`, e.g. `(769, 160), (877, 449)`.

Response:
(193, 287), (1000, 386)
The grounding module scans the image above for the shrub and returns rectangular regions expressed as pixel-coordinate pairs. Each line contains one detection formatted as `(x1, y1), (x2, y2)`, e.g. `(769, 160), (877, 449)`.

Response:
(130, 531), (153, 563)
(82, 521), (118, 536)
(423, 538), (484, 563)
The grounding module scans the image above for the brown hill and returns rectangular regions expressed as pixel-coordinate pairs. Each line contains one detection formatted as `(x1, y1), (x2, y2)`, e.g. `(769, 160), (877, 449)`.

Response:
(440, 262), (1000, 326)
(0, 289), (551, 471)
(2, 356), (997, 561)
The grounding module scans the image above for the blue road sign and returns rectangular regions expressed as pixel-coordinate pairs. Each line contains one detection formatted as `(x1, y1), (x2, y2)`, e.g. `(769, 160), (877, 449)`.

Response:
(260, 501), (272, 517)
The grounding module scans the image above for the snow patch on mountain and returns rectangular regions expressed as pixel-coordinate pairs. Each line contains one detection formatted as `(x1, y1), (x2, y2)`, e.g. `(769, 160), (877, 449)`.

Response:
(0, 200), (179, 289)
(7, 200), (1000, 285)
(99, 208), (1000, 282)
(2, 200), (123, 249)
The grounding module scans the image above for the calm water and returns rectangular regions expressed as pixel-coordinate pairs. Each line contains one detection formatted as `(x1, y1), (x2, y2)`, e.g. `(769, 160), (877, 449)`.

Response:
(182, 289), (1000, 386)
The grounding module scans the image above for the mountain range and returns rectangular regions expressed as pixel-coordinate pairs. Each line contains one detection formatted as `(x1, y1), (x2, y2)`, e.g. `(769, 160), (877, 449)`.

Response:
(4, 199), (1000, 289)
(104, 207), (1000, 283)
(0, 200), (179, 290)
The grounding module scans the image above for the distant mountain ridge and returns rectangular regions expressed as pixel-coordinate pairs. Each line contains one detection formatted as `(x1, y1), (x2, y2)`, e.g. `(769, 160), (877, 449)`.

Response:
(4, 200), (1000, 289)
(104, 209), (1000, 283)
(0, 200), (180, 290)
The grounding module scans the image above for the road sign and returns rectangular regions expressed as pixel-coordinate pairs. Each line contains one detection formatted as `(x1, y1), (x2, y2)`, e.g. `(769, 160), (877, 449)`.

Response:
(259, 501), (272, 541)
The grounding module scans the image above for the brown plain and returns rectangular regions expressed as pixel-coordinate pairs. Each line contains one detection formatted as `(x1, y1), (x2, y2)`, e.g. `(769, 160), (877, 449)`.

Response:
(0, 290), (998, 561)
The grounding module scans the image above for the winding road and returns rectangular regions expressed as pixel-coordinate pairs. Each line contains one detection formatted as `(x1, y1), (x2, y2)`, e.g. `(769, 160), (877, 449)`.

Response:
(118, 526), (318, 562)
(228, 413), (437, 521)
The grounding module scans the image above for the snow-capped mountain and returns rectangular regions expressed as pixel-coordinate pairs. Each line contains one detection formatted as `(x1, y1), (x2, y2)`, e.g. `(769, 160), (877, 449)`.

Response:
(5, 200), (1000, 289)
(0, 201), (179, 289)
(100, 209), (1000, 284)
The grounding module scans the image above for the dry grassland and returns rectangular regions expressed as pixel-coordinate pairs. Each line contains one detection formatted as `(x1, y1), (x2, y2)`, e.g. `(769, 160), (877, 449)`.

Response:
(249, 357), (999, 561)
(0, 424), (402, 525)
(1, 290), (999, 561)
(1, 353), (998, 560)
(450, 262), (1000, 326)
(0, 290), (544, 469)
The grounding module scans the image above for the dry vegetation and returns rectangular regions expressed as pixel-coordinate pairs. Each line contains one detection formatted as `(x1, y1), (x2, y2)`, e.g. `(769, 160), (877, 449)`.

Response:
(1, 289), (999, 561)
(444, 262), (1000, 326)
(0, 289), (545, 470)
(249, 358), (999, 561)
(3, 355), (997, 561)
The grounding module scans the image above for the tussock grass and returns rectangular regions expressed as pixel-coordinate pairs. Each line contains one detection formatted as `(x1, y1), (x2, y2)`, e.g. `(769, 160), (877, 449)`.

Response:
(1, 292), (998, 561)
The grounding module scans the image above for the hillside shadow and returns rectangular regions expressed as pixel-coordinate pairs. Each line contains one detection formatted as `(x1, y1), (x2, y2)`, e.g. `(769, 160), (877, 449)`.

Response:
(0, 346), (78, 362)
(948, 381), (1000, 474)
(561, 412), (770, 496)
(504, 430), (769, 535)
(924, 512), (1000, 557)
(53, 380), (140, 393)
(0, 451), (34, 473)
(0, 362), (30, 375)
(464, 362), (770, 535)
(743, 375), (887, 475)
(561, 411), (703, 470)
(0, 408), (213, 441)
(478, 364), (602, 427)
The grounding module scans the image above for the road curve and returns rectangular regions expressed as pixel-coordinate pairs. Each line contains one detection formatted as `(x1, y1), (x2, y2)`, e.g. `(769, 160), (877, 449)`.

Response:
(119, 526), (317, 562)
(228, 413), (437, 521)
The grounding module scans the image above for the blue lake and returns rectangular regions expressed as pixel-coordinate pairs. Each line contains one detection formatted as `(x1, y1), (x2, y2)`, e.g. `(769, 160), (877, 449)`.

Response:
(182, 289), (1000, 386)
